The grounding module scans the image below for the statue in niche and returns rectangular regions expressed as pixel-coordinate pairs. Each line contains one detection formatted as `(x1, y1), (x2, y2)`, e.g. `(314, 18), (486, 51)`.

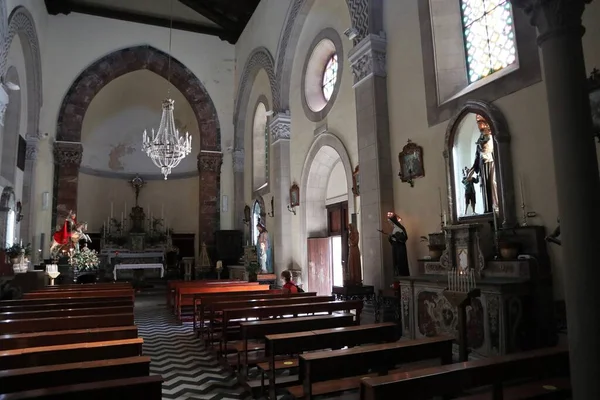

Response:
(380, 212), (410, 277)
(468, 115), (498, 214)
(346, 223), (362, 285)
(256, 220), (273, 273)
(462, 166), (479, 215)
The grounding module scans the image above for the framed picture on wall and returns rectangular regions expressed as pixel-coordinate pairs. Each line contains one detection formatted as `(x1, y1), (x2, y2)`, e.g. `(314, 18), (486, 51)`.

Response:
(398, 139), (424, 187)
(352, 165), (360, 196)
(589, 68), (600, 142)
(290, 183), (300, 207)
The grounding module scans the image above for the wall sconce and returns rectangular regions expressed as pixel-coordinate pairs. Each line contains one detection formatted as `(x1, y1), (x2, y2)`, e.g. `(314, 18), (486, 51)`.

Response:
(287, 204), (296, 215)
(288, 183), (300, 215)
(16, 201), (23, 222)
(243, 204), (251, 225)
(268, 196), (274, 217)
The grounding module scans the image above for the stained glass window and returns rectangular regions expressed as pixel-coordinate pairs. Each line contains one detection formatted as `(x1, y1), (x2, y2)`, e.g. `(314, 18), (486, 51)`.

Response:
(461, 0), (517, 83)
(322, 54), (338, 101)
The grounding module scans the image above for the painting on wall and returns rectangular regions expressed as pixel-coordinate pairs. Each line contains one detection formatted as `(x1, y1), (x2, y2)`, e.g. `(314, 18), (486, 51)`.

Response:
(589, 68), (600, 142)
(398, 140), (424, 187)
(290, 183), (300, 207)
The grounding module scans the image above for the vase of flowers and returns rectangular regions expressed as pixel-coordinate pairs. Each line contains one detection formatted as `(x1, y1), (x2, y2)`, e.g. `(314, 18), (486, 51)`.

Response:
(68, 247), (100, 273)
(5, 242), (31, 266)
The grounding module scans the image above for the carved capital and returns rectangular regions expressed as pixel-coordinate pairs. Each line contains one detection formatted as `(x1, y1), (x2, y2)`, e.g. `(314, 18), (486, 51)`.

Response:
(348, 34), (387, 87)
(198, 150), (223, 173)
(269, 110), (291, 143)
(53, 141), (83, 166)
(512, 0), (591, 44)
(232, 149), (244, 173)
(25, 132), (41, 161)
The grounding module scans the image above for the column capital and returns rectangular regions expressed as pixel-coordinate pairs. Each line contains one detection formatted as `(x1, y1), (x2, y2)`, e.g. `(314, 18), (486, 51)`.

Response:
(232, 149), (244, 173)
(197, 150), (223, 173)
(269, 110), (291, 144)
(25, 132), (41, 161)
(348, 33), (387, 87)
(512, 0), (591, 44)
(53, 140), (83, 166)
(0, 84), (8, 127)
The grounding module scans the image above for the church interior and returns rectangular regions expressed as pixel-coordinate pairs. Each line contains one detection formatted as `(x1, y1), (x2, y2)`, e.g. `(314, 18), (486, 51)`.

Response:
(0, 0), (599, 398)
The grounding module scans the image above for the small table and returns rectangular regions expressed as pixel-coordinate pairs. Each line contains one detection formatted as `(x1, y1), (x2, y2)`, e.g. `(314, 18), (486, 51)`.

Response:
(114, 263), (164, 280)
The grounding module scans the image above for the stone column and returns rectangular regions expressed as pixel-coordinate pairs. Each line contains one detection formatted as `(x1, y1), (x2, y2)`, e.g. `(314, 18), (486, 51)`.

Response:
(197, 150), (223, 252)
(21, 133), (40, 254)
(513, 1), (600, 398)
(269, 111), (292, 275)
(53, 141), (83, 226)
(349, 33), (394, 291)
(232, 149), (246, 234)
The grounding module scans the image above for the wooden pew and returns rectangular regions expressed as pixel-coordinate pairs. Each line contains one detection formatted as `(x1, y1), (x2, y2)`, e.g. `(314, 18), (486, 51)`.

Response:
(23, 289), (134, 300)
(0, 326), (138, 350)
(176, 284), (270, 321)
(238, 313), (356, 380)
(0, 313), (134, 334)
(209, 296), (334, 346)
(0, 375), (163, 399)
(359, 346), (570, 400)
(0, 296), (132, 307)
(168, 279), (251, 306)
(0, 337), (143, 370)
(33, 283), (132, 291)
(0, 305), (133, 320)
(0, 299), (132, 313)
(173, 281), (263, 314)
(221, 300), (363, 356)
(0, 356), (150, 393)
(264, 323), (399, 399)
(289, 336), (454, 399)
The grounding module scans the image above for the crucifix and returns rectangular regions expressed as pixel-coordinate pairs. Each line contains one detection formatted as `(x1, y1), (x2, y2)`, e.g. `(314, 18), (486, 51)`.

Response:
(130, 174), (146, 207)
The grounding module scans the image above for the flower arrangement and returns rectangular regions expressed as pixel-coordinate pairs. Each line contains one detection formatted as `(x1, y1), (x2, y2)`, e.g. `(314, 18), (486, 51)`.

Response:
(69, 247), (100, 271)
(5, 242), (31, 259)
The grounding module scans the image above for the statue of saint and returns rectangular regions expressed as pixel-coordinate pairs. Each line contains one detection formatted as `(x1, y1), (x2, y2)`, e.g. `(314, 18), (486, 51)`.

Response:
(462, 166), (479, 215)
(468, 115), (498, 213)
(51, 210), (77, 254)
(256, 220), (273, 273)
(386, 212), (410, 277)
(346, 223), (362, 286)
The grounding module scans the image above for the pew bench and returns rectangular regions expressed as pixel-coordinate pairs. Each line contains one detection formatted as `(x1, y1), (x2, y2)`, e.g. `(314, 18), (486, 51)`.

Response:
(0, 305), (134, 320)
(0, 356), (150, 393)
(359, 346), (570, 400)
(0, 337), (144, 370)
(0, 296), (132, 307)
(0, 326), (138, 350)
(287, 336), (454, 399)
(263, 323), (400, 400)
(0, 313), (134, 334)
(22, 289), (134, 301)
(0, 299), (133, 313)
(32, 283), (132, 291)
(168, 279), (253, 308)
(0, 375), (163, 399)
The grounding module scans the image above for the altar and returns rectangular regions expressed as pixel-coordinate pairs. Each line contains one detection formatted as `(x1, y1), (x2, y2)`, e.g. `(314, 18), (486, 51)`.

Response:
(114, 263), (164, 280)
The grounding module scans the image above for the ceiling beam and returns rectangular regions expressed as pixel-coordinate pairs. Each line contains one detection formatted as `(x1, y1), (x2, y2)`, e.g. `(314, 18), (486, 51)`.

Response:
(44, 0), (236, 43)
(177, 0), (241, 36)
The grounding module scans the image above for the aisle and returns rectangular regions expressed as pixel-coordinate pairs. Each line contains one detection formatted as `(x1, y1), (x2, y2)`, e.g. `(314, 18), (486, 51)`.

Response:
(134, 292), (250, 400)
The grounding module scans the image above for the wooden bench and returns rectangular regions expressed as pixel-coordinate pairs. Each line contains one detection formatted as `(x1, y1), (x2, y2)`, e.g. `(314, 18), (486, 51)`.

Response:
(23, 289), (134, 300)
(221, 300), (363, 358)
(0, 305), (134, 320)
(0, 337), (144, 370)
(0, 296), (132, 307)
(264, 322), (399, 399)
(288, 336), (454, 399)
(168, 279), (252, 307)
(0, 326), (138, 350)
(0, 299), (133, 313)
(0, 375), (163, 399)
(208, 295), (334, 345)
(0, 313), (134, 334)
(0, 356), (150, 393)
(359, 346), (570, 400)
(176, 284), (270, 321)
(32, 283), (132, 291)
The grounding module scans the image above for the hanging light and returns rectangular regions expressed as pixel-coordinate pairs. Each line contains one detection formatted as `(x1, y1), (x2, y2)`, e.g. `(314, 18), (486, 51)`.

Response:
(141, 0), (191, 180)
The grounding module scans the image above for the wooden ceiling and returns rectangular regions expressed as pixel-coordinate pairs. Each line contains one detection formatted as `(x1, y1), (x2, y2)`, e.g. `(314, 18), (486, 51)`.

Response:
(44, 0), (262, 44)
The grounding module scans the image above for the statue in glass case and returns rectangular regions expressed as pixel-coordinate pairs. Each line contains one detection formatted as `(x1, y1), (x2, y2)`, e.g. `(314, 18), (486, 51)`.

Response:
(468, 114), (498, 214)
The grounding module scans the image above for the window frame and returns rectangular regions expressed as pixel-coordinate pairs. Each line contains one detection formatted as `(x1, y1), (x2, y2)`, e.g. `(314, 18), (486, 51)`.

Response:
(322, 53), (339, 102)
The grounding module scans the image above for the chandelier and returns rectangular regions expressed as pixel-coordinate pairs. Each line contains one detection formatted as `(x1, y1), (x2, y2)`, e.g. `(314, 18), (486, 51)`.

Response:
(141, 0), (191, 180)
(142, 99), (192, 180)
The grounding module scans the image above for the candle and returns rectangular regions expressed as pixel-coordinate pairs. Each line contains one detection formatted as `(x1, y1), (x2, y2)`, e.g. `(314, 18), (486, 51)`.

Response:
(438, 187), (443, 214)
(443, 212), (447, 226)
(519, 175), (525, 205)
(121, 212), (124, 226)
(161, 204), (164, 219)
(125, 202), (127, 214)
(111, 202), (114, 218)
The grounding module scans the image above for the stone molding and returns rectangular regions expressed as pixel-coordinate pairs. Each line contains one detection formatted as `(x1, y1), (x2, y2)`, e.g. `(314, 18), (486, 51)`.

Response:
(25, 132), (41, 160)
(233, 149), (245, 173)
(348, 34), (387, 87)
(197, 151), (223, 173)
(53, 141), (83, 166)
(269, 111), (291, 144)
(511, 0), (588, 44)
(0, 84), (7, 127)
(346, 0), (371, 45)
(234, 47), (276, 122)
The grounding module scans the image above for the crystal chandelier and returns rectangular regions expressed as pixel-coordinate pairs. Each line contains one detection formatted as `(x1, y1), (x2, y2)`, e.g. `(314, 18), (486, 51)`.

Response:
(141, 0), (191, 180)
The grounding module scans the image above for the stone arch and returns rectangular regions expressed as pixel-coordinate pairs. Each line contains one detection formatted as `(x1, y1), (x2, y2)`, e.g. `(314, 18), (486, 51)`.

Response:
(298, 132), (354, 288)
(53, 45), (223, 248)
(252, 94), (270, 193)
(0, 66), (19, 182)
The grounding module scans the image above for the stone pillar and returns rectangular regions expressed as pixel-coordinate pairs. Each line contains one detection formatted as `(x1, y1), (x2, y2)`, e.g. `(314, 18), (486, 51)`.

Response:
(53, 141), (82, 226)
(232, 149), (246, 234)
(269, 111), (292, 275)
(197, 150), (223, 252)
(349, 34), (394, 291)
(21, 133), (40, 253)
(513, 1), (600, 398)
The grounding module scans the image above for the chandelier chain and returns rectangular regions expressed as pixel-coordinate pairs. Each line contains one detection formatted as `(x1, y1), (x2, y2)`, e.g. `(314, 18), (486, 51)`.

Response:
(167, 0), (173, 96)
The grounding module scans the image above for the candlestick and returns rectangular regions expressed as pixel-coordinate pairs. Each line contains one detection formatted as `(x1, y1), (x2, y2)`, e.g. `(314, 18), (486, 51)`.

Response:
(111, 202), (114, 218)
(520, 175), (528, 227)
(125, 201), (127, 214)
(161, 204), (164, 219)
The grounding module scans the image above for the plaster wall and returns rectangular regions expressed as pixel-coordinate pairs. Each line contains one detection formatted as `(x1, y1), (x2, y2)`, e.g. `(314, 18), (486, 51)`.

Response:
(326, 161), (347, 201)
(384, 0), (600, 300)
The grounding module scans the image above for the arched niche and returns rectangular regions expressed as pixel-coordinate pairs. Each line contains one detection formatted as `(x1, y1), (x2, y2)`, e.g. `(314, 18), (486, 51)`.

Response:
(251, 195), (266, 245)
(1, 66), (20, 183)
(0, 187), (16, 247)
(252, 97), (269, 192)
(443, 100), (516, 228)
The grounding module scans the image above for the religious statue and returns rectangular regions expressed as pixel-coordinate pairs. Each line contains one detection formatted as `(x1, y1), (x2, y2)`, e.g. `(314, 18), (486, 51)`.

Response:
(346, 223), (362, 286)
(256, 220), (273, 273)
(468, 114), (498, 214)
(379, 212), (410, 277)
(462, 166), (479, 215)
(50, 211), (91, 256)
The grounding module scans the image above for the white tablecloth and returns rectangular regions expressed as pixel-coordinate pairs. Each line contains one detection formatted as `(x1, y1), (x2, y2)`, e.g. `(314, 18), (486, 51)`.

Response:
(114, 263), (164, 280)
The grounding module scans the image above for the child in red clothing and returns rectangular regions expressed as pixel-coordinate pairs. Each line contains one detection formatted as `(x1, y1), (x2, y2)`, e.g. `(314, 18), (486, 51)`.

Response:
(281, 270), (299, 294)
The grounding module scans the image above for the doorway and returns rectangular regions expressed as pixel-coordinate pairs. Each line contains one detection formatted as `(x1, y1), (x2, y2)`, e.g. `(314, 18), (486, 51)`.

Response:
(327, 201), (348, 287)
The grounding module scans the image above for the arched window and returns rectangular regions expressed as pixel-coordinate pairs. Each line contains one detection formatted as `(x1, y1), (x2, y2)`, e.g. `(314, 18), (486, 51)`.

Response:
(252, 201), (262, 245)
(461, 0), (516, 83)
(253, 102), (268, 191)
(322, 54), (338, 101)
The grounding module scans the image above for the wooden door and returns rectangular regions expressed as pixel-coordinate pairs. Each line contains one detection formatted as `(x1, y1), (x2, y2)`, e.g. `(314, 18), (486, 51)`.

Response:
(327, 201), (349, 277)
(307, 237), (332, 295)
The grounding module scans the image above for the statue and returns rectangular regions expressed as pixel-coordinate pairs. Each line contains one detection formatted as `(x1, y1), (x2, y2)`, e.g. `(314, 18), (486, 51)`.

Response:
(468, 114), (498, 213)
(256, 220), (273, 273)
(380, 212), (410, 277)
(546, 219), (561, 246)
(462, 166), (479, 215)
(346, 223), (362, 286)
(50, 211), (91, 256)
